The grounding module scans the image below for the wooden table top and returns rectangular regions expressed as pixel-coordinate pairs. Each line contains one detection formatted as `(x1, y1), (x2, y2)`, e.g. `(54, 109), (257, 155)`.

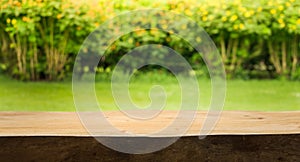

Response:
(0, 111), (299, 136)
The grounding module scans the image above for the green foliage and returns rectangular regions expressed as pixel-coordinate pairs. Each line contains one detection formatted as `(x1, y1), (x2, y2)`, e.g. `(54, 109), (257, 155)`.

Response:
(0, 0), (93, 80)
(0, 0), (300, 80)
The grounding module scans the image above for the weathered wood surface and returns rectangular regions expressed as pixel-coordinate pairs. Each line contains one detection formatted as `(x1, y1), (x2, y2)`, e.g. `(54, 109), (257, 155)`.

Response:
(0, 111), (299, 136)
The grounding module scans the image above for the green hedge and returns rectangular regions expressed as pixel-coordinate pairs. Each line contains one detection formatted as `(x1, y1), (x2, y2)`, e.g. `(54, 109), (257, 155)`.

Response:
(0, 0), (299, 80)
(0, 0), (93, 80)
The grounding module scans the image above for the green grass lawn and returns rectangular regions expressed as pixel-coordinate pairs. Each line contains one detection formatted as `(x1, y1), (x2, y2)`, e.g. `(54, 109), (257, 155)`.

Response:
(0, 75), (299, 111)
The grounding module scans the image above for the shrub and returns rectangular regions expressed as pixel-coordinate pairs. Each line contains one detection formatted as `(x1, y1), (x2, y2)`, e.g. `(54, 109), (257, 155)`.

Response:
(0, 0), (93, 80)
(0, 0), (299, 80)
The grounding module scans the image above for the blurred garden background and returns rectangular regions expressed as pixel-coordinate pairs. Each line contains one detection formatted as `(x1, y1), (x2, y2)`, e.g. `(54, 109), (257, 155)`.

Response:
(0, 0), (299, 111)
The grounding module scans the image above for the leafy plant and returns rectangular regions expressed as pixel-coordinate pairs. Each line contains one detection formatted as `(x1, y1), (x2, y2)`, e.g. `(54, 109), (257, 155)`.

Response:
(0, 0), (299, 80)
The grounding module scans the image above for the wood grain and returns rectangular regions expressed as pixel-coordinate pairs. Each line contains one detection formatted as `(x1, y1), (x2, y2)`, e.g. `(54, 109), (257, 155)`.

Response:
(0, 111), (299, 136)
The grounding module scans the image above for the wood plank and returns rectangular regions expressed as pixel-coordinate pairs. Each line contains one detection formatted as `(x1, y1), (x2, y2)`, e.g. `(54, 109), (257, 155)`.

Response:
(0, 111), (299, 136)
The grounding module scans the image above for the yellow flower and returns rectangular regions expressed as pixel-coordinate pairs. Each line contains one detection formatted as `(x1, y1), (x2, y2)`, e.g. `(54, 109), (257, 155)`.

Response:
(56, 14), (63, 19)
(226, 11), (231, 16)
(230, 15), (238, 22)
(6, 18), (11, 24)
(221, 16), (227, 22)
(239, 23), (245, 29)
(278, 5), (284, 11)
(278, 19), (284, 24)
(270, 9), (276, 15)
(135, 30), (145, 36)
(221, 4), (226, 9)
(280, 23), (285, 28)
(202, 16), (207, 21)
(181, 24), (187, 30)
(289, 0), (295, 2)
(11, 19), (17, 25)
(233, 24), (239, 30)
(150, 29), (158, 35)
(199, 6), (205, 12)
(128, 38), (134, 44)
(257, 7), (262, 12)
(13, 1), (20, 6)
(177, 3), (184, 10)
(162, 24), (168, 30)
(268, 2), (273, 6)
(285, 2), (291, 7)
(62, 4), (70, 10)
(238, 6), (246, 12)
(244, 11), (251, 18)
(297, 19), (300, 25)
(22, 16), (30, 22)
(234, 0), (241, 4)
(185, 9), (193, 16)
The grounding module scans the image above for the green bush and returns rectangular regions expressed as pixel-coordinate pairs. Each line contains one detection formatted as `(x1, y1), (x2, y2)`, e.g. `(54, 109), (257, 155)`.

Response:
(0, 0), (93, 80)
(169, 0), (300, 79)
(0, 0), (299, 80)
